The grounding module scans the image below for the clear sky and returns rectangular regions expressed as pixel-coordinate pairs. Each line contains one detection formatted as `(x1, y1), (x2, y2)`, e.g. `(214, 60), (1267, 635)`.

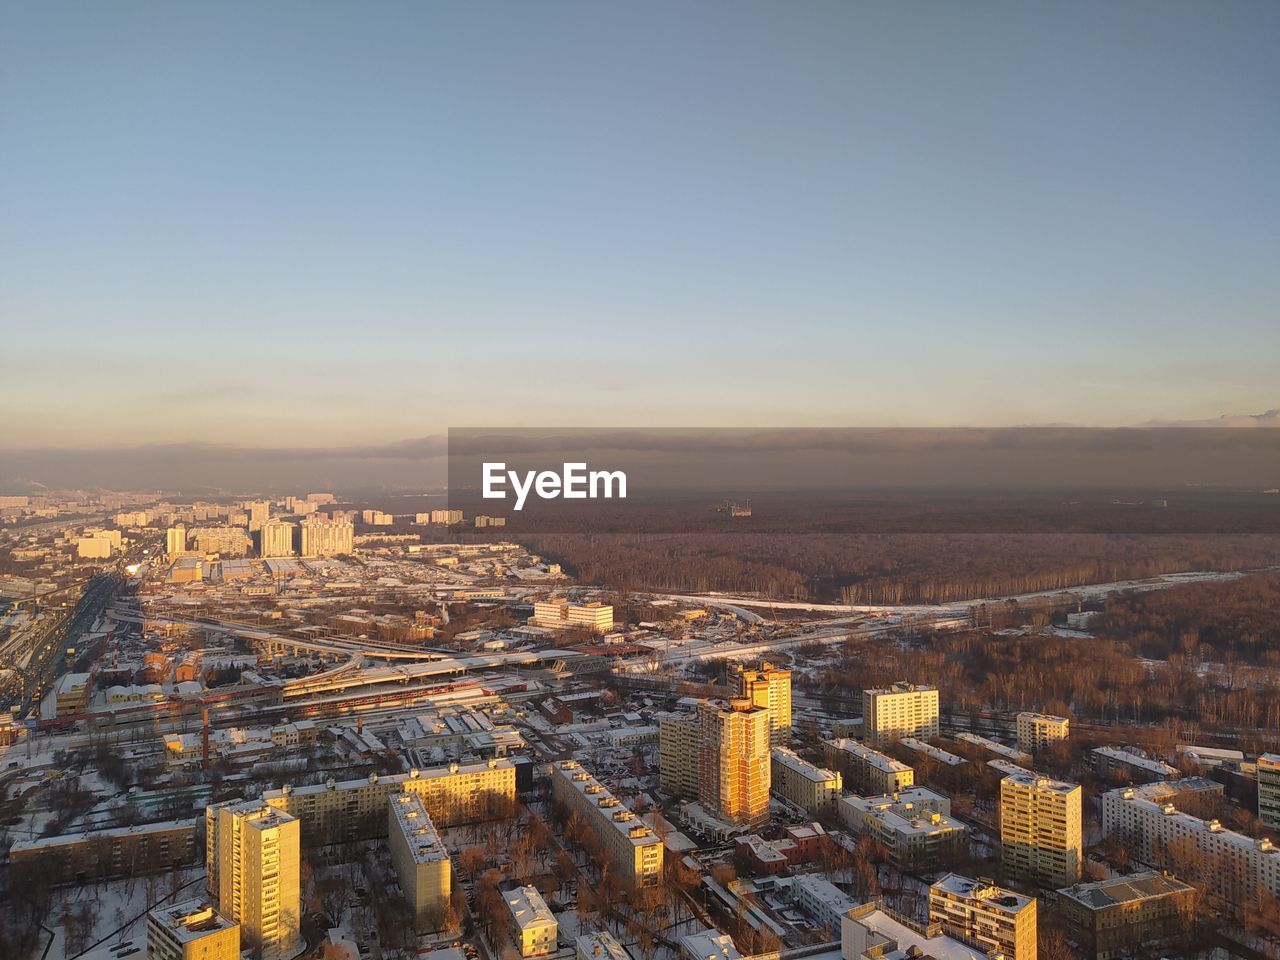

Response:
(2, 1), (1277, 450)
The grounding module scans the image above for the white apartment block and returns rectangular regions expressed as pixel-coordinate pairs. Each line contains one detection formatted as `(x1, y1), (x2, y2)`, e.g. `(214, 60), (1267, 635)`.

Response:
(577, 930), (633, 960)
(1016, 712), (1069, 754)
(840, 788), (966, 872)
(506, 885), (557, 958)
(862, 683), (940, 746)
(299, 514), (354, 557)
(770, 747), (842, 816)
(1101, 784), (1280, 908)
(532, 598), (614, 633)
(551, 760), (664, 888)
(259, 519), (295, 558)
(388, 794), (452, 932)
(823, 738), (915, 796)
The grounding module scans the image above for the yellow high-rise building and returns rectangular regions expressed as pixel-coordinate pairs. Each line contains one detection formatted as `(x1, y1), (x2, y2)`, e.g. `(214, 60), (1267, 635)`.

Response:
(862, 682), (940, 746)
(698, 697), (771, 828)
(737, 662), (792, 745)
(259, 519), (295, 558)
(658, 713), (701, 799)
(1000, 773), (1083, 888)
(210, 800), (301, 960)
(166, 524), (187, 558)
(299, 514), (354, 557)
(1016, 712), (1070, 755)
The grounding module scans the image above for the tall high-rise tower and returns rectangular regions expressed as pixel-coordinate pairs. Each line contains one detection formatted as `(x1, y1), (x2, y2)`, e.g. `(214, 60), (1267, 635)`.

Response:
(736, 662), (792, 745)
(209, 801), (301, 960)
(697, 697), (770, 828)
(259, 520), (295, 558)
(166, 524), (187, 558)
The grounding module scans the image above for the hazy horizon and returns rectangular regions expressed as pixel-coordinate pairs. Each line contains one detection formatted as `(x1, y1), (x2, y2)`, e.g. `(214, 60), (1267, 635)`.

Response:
(3, 1), (1278, 456)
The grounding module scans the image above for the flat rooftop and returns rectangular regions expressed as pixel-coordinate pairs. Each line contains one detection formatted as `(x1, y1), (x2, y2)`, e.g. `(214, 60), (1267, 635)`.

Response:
(1056, 870), (1194, 909)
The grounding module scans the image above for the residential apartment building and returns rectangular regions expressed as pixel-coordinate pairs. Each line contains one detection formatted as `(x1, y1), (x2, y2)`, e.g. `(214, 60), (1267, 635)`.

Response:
(1016, 712), (1069, 755)
(299, 514), (354, 557)
(1258, 753), (1280, 829)
(1000, 773), (1083, 888)
(262, 759), (516, 844)
(737, 662), (792, 745)
(823, 738), (915, 796)
(210, 801), (301, 960)
(1091, 746), (1180, 784)
(928, 874), (1037, 960)
(698, 697), (771, 828)
(9, 819), (200, 884)
(842, 904), (987, 960)
(577, 930), (633, 960)
(259, 519), (295, 558)
(1100, 784), (1280, 909)
(770, 747), (842, 817)
(840, 788), (967, 872)
(862, 683), (940, 746)
(551, 760), (664, 889)
(658, 713), (701, 799)
(1056, 871), (1195, 960)
(532, 598), (614, 633)
(166, 523), (187, 557)
(146, 899), (240, 960)
(506, 885), (557, 958)
(190, 525), (252, 557)
(388, 794), (452, 932)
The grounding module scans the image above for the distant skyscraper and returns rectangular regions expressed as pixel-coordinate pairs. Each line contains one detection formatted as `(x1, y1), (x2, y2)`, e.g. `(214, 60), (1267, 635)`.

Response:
(245, 500), (270, 531)
(259, 520), (295, 558)
(299, 515), (354, 557)
(698, 697), (770, 828)
(736, 662), (792, 744)
(209, 801), (301, 960)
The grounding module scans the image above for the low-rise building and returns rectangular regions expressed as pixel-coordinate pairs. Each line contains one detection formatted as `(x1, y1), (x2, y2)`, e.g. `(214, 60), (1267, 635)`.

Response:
(146, 899), (240, 960)
(840, 788), (967, 872)
(1091, 746), (1180, 784)
(577, 930), (633, 960)
(1056, 871), (1196, 960)
(506, 885), (557, 958)
(770, 747), (842, 816)
(928, 873), (1036, 960)
(1016, 712), (1069, 754)
(823, 738), (914, 796)
(9, 819), (200, 884)
(841, 903), (986, 960)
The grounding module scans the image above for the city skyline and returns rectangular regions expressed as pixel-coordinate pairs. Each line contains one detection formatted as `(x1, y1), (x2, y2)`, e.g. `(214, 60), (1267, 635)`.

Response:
(3, 1), (1278, 450)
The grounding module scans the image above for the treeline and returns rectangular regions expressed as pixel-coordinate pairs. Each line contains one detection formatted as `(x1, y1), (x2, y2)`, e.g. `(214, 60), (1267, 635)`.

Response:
(1096, 571), (1280, 665)
(521, 533), (1280, 604)
(809, 627), (1280, 748)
